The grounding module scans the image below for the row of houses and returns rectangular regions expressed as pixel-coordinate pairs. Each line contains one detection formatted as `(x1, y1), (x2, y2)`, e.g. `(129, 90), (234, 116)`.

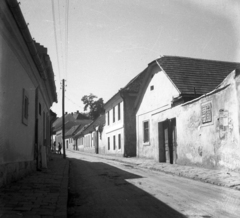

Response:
(61, 56), (240, 172)
(0, 0), (57, 187)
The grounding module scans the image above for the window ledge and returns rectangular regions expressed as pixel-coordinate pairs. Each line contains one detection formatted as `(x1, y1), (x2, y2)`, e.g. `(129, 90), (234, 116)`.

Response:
(143, 142), (150, 146)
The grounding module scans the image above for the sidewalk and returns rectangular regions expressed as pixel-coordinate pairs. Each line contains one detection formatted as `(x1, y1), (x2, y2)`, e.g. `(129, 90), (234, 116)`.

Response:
(69, 149), (240, 191)
(0, 153), (69, 218)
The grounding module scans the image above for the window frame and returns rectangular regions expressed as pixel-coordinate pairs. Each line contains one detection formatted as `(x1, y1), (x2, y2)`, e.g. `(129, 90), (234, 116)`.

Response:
(22, 88), (29, 126)
(143, 120), (150, 144)
(39, 103), (42, 116)
(201, 101), (213, 126)
(113, 135), (116, 150)
(108, 137), (110, 150)
(118, 134), (121, 149)
(113, 106), (115, 123)
(118, 103), (121, 120)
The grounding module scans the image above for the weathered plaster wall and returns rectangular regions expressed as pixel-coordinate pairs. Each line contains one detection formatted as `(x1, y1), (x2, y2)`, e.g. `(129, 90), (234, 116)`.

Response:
(177, 72), (240, 170)
(136, 69), (179, 159)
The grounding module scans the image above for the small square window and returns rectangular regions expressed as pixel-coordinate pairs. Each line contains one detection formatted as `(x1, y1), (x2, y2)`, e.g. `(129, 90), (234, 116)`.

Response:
(150, 85), (154, 91)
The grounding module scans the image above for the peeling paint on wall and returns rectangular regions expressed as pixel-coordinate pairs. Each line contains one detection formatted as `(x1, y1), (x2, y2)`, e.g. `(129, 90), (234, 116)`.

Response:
(188, 111), (200, 130)
(218, 109), (229, 140)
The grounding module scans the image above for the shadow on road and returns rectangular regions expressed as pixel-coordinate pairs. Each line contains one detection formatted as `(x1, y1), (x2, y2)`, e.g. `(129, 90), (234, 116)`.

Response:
(68, 157), (186, 218)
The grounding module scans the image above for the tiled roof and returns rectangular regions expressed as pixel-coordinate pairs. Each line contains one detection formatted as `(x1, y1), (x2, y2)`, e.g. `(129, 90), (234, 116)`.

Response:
(104, 68), (148, 107)
(65, 125), (79, 138)
(73, 115), (105, 139)
(157, 56), (240, 95)
(82, 114), (105, 135)
(123, 68), (148, 93)
(52, 113), (91, 132)
(73, 123), (92, 139)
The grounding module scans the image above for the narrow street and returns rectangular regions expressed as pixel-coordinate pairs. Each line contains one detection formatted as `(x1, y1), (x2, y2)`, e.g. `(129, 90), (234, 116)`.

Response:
(67, 151), (240, 218)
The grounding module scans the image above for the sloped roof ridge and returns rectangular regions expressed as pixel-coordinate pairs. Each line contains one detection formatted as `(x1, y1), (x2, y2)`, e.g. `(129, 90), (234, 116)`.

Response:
(158, 55), (240, 65)
(123, 68), (146, 89)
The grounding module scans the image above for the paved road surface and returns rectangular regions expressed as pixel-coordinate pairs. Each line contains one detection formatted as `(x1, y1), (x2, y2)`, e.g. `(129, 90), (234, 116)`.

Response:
(67, 151), (240, 218)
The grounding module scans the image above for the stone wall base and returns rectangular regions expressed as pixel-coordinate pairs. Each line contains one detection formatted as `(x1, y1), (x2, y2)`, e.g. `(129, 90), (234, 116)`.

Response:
(0, 160), (36, 188)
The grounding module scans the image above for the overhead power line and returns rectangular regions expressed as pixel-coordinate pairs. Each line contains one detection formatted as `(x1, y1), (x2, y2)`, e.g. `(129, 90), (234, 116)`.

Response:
(65, 95), (84, 110)
(65, 0), (70, 81)
(57, 0), (64, 76)
(51, 0), (61, 80)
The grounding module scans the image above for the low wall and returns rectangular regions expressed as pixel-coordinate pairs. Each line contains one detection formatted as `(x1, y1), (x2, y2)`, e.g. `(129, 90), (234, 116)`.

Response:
(0, 160), (36, 188)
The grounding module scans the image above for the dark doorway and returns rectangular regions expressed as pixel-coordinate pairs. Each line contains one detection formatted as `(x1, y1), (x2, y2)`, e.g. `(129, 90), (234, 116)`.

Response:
(158, 118), (177, 164)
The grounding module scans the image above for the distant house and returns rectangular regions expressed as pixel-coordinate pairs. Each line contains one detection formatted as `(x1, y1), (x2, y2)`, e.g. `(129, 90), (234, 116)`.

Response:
(52, 111), (91, 148)
(0, 0), (57, 187)
(73, 115), (105, 154)
(65, 125), (79, 150)
(135, 55), (240, 170)
(104, 69), (146, 157)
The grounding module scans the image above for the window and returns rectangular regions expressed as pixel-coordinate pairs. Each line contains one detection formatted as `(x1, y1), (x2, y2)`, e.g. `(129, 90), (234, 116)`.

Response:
(201, 102), (212, 124)
(108, 137), (110, 150)
(22, 89), (29, 125)
(113, 106), (115, 123)
(24, 96), (29, 119)
(118, 103), (121, 120)
(107, 111), (110, 125)
(150, 85), (154, 91)
(143, 121), (149, 143)
(113, 135), (116, 150)
(39, 103), (41, 115)
(118, 134), (121, 149)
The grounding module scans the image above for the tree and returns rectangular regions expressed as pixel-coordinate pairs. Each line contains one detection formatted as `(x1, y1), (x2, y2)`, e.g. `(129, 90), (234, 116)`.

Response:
(81, 93), (105, 120)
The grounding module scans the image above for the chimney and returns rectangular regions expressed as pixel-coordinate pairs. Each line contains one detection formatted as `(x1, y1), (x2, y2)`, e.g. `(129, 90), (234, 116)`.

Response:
(77, 110), (79, 114)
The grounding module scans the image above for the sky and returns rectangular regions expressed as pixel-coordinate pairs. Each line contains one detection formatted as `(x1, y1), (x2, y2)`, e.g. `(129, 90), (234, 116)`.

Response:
(19, 0), (240, 117)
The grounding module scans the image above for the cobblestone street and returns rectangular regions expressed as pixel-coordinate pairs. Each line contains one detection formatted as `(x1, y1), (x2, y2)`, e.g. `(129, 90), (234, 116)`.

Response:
(0, 154), (69, 218)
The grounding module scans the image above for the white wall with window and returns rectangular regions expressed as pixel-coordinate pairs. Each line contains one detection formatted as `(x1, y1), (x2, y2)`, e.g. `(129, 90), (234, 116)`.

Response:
(105, 100), (124, 155)
(136, 68), (179, 159)
(105, 128), (124, 155)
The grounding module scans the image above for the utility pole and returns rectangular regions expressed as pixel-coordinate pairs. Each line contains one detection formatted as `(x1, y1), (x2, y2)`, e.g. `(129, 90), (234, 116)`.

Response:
(62, 79), (66, 159)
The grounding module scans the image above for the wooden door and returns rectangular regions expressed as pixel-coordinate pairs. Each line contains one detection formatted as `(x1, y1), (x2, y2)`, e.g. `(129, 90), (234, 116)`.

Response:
(158, 122), (165, 162)
(171, 119), (176, 164)
(163, 121), (170, 163)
